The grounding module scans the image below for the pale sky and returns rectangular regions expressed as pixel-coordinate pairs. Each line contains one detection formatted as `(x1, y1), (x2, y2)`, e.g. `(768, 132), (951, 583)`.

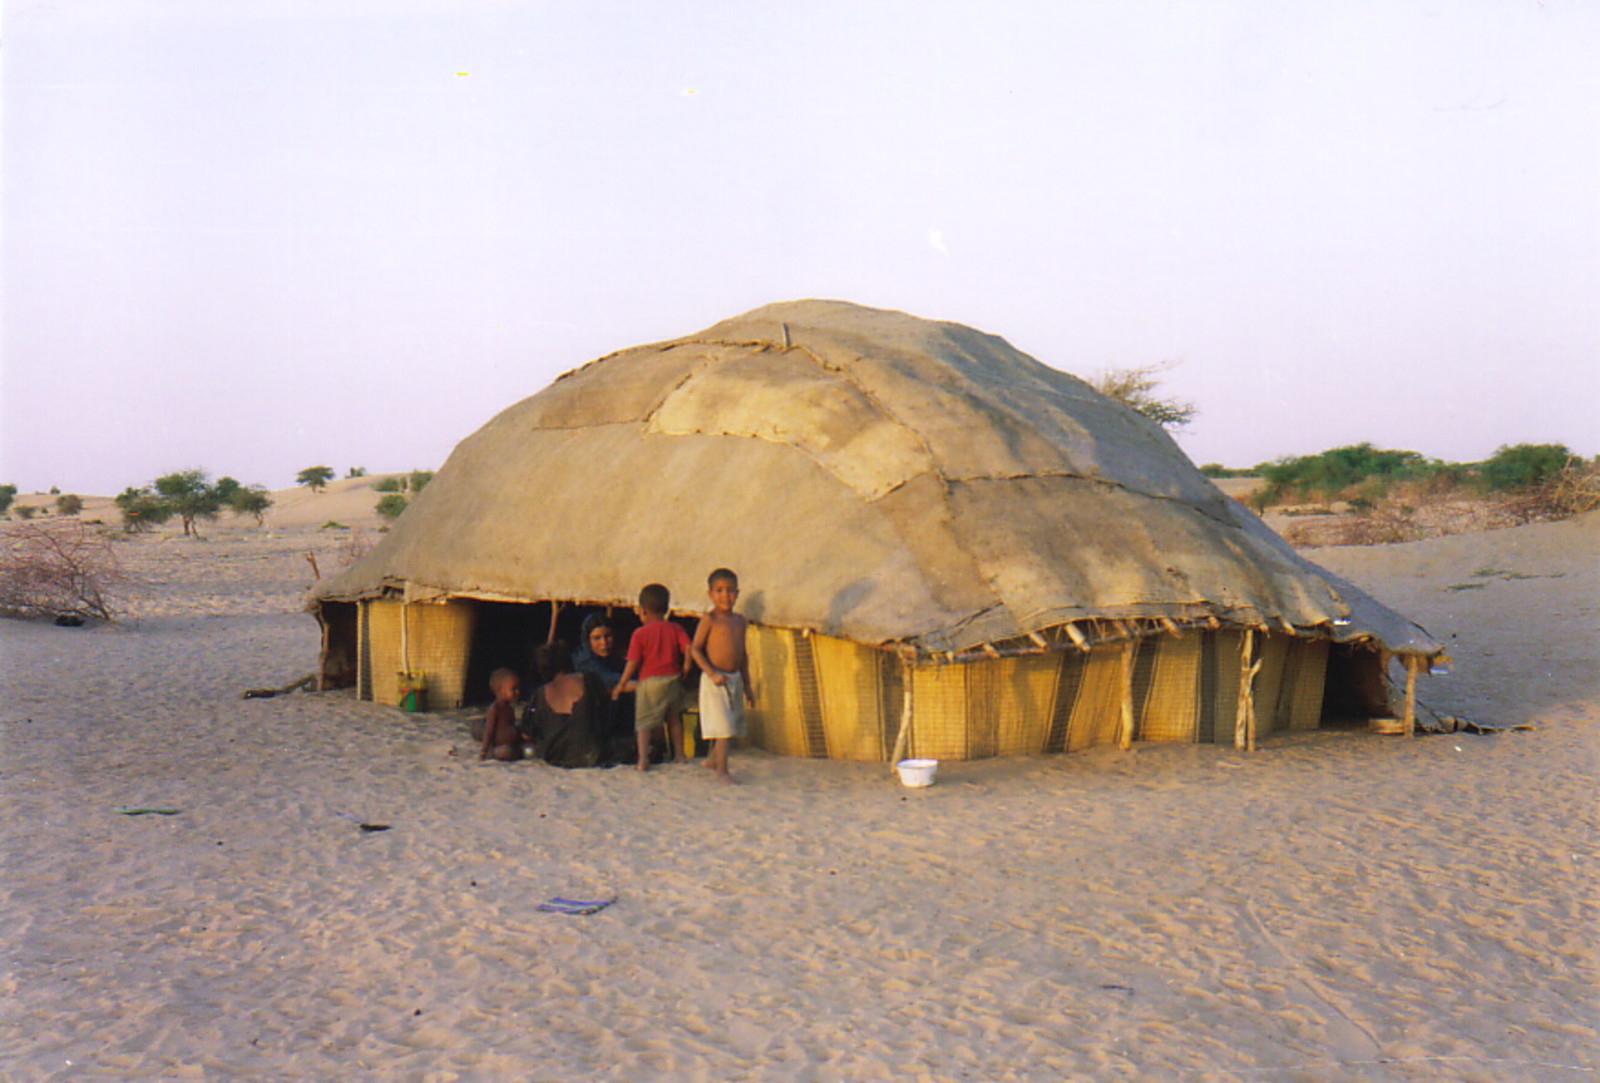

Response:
(4, 0), (1597, 496)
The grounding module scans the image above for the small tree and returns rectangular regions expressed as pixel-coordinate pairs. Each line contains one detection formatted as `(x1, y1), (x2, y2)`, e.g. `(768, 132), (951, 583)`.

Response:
(297, 465), (336, 492)
(1480, 443), (1571, 492)
(16, 505), (37, 520)
(0, 485), (16, 515)
(153, 470), (221, 537)
(374, 476), (405, 493)
(347, 466), (368, 478)
(407, 469), (434, 494)
(115, 487), (172, 533)
(1088, 363), (1197, 430)
(55, 494), (84, 516)
(228, 486), (273, 526)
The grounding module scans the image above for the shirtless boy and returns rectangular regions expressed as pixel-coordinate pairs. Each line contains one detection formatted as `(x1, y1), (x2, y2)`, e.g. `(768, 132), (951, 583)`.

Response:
(690, 568), (755, 784)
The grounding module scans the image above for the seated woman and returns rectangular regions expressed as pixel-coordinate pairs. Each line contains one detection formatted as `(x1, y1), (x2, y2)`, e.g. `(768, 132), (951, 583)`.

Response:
(523, 641), (609, 768)
(574, 612), (626, 691)
(574, 612), (634, 748)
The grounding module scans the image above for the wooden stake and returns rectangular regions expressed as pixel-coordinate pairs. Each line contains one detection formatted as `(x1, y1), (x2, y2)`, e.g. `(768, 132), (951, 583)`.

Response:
(400, 601), (411, 677)
(889, 659), (914, 768)
(1159, 616), (1182, 637)
(1027, 630), (1048, 649)
(1064, 623), (1090, 651)
(1117, 640), (1136, 750)
(1403, 655), (1419, 737)
(1235, 628), (1261, 751)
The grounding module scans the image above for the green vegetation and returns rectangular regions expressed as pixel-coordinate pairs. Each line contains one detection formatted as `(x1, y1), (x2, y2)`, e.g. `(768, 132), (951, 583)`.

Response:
(115, 487), (173, 532)
(376, 493), (410, 520)
(1254, 443), (1430, 507)
(1479, 443), (1572, 492)
(346, 466), (368, 478)
(153, 470), (222, 536)
(55, 494), (83, 516)
(371, 469), (433, 518)
(296, 465), (336, 492)
(229, 486), (273, 525)
(116, 470), (274, 534)
(1243, 441), (1582, 510)
(0, 485), (16, 515)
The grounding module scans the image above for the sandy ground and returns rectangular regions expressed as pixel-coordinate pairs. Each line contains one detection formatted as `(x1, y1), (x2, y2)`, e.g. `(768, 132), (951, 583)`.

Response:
(1, 508), (1595, 1081)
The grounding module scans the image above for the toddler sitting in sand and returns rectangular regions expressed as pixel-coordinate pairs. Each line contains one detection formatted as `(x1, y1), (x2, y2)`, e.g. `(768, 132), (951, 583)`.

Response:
(479, 668), (523, 761)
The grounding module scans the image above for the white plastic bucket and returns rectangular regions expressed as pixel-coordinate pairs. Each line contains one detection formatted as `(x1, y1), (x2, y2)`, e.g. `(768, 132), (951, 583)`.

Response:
(896, 758), (939, 787)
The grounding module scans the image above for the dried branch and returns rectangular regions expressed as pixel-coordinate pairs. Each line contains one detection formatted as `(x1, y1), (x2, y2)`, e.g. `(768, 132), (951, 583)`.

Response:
(0, 520), (127, 622)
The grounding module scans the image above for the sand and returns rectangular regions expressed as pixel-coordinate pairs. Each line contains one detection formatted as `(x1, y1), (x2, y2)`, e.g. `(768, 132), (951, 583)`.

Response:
(1, 503), (1596, 1080)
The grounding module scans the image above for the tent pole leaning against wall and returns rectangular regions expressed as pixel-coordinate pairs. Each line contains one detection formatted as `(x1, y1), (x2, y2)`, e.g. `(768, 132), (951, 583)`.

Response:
(1235, 628), (1263, 751)
(889, 656), (914, 770)
(1117, 639), (1136, 751)
(400, 600), (411, 677)
(1403, 655), (1419, 738)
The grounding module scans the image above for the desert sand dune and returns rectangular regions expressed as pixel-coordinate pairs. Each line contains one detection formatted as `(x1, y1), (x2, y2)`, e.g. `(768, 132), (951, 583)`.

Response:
(1, 513), (1594, 1080)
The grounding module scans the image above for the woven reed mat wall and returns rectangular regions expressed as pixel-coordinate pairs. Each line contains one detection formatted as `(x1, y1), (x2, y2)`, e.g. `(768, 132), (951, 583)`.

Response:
(361, 599), (476, 709)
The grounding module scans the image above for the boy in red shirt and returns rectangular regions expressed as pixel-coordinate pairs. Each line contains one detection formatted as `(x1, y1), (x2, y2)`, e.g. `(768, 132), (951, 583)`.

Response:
(613, 582), (692, 771)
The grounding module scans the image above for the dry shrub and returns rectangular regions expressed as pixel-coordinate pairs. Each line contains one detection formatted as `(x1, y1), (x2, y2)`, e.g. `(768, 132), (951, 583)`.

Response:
(339, 528), (374, 568)
(1522, 459), (1600, 518)
(0, 520), (127, 622)
(304, 528), (374, 582)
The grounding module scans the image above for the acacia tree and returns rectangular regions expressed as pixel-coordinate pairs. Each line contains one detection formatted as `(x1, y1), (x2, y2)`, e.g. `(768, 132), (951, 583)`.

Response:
(153, 470), (221, 536)
(297, 465), (335, 492)
(1089, 363), (1197, 430)
(229, 486), (273, 526)
(115, 487), (172, 532)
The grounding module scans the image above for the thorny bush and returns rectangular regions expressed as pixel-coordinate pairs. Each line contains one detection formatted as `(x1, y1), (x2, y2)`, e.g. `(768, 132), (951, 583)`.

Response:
(0, 520), (126, 622)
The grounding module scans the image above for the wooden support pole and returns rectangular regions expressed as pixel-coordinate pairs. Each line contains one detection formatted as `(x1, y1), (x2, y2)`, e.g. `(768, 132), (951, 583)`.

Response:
(1403, 655), (1419, 738)
(1064, 622), (1090, 651)
(889, 659), (915, 768)
(547, 600), (562, 644)
(1027, 630), (1048, 649)
(1117, 639), (1136, 751)
(400, 601), (411, 677)
(1235, 628), (1260, 750)
(1159, 616), (1182, 637)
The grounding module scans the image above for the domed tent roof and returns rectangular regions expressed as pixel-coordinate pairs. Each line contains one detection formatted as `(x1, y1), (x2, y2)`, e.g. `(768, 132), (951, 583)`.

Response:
(312, 299), (1438, 659)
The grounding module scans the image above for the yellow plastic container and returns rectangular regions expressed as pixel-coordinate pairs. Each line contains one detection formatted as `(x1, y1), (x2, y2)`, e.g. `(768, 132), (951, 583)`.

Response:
(397, 671), (428, 712)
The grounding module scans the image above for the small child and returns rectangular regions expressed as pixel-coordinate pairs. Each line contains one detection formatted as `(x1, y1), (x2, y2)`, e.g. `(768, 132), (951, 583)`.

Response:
(613, 583), (692, 771)
(480, 668), (523, 761)
(690, 568), (754, 784)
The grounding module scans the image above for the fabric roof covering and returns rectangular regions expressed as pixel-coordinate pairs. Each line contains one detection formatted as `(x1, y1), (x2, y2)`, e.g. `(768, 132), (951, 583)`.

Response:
(312, 300), (1440, 658)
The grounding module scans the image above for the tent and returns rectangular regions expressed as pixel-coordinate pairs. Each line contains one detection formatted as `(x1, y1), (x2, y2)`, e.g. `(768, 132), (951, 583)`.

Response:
(310, 300), (1443, 759)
